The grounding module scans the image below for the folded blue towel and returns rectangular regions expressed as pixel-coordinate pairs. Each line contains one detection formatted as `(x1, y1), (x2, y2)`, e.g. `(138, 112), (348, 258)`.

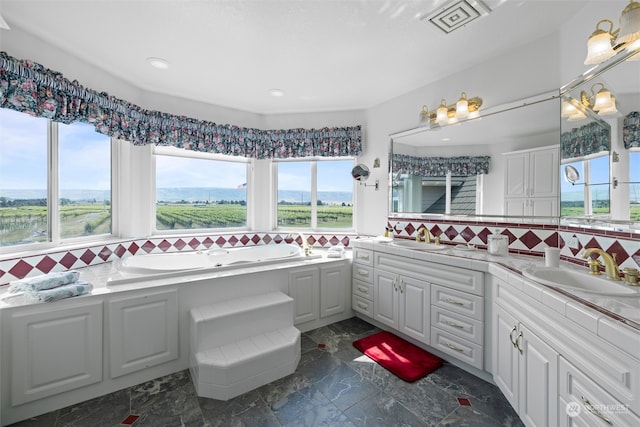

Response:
(24, 281), (93, 303)
(8, 270), (80, 293)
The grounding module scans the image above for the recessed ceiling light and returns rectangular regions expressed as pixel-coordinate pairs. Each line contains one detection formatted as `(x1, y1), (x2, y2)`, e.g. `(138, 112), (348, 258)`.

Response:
(442, 137), (451, 142)
(146, 57), (170, 70)
(269, 89), (285, 97)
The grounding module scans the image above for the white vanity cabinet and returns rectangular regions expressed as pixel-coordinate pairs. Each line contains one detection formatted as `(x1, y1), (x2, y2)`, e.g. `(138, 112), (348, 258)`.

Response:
(503, 145), (559, 216)
(373, 269), (430, 343)
(9, 300), (103, 406)
(493, 274), (640, 426)
(352, 247), (374, 317)
(558, 357), (640, 426)
(493, 304), (558, 427)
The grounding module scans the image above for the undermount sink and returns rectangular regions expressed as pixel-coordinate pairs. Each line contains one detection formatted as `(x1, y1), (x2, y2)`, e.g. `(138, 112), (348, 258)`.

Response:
(390, 240), (448, 251)
(522, 267), (640, 297)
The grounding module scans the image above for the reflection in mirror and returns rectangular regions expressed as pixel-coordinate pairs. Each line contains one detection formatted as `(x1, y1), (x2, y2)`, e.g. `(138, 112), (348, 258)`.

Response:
(351, 164), (370, 181)
(560, 44), (640, 228)
(390, 93), (560, 218)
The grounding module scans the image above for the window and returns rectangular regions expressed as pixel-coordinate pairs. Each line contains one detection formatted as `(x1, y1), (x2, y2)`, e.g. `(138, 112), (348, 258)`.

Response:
(155, 149), (249, 230)
(58, 121), (112, 238)
(276, 159), (354, 230)
(0, 108), (112, 248)
(560, 154), (610, 216)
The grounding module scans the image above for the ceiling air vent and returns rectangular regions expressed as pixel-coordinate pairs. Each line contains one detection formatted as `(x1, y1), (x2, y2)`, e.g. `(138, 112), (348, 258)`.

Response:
(423, 0), (491, 34)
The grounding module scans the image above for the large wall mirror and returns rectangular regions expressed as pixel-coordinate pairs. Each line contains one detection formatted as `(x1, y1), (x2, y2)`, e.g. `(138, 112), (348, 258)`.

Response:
(559, 46), (640, 230)
(389, 92), (560, 220)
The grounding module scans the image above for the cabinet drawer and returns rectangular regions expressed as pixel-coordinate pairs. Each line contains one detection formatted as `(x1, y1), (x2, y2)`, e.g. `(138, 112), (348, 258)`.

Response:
(559, 357), (640, 426)
(352, 295), (374, 317)
(353, 278), (374, 301)
(353, 247), (373, 266)
(431, 285), (484, 321)
(352, 263), (374, 283)
(431, 328), (483, 370)
(375, 252), (484, 296)
(431, 306), (483, 345)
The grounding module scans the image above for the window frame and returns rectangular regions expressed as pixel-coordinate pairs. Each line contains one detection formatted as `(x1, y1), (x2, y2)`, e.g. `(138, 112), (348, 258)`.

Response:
(0, 111), (115, 254)
(152, 146), (253, 234)
(273, 157), (356, 232)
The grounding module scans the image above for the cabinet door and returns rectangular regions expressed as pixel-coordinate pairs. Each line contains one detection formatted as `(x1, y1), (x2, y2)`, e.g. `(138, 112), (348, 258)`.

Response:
(505, 198), (527, 216)
(504, 153), (529, 197)
(289, 267), (320, 324)
(398, 275), (430, 343)
(519, 324), (558, 427)
(320, 264), (346, 318)
(530, 197), (558, 217)
(374, 270), (398, 328)
(529, 148), (558, 198)
(493, 306), (519, 412)
(11, 301), (103, 405)
(108, 289), (179, 378)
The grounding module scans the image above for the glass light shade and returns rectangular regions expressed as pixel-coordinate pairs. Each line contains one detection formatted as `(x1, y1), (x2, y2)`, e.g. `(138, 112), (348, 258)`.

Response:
(627, 39), (640, 60)
(561, 101), (579, 118)
(597, 96), (618, 115)
(455, 92), (469, 119)
(418, 105), (431, 128)
(618, 0), (640, 44)
(467, 110), (480, 120)
(584, 30), (616, 64)
(436, 99), (448, 125)
(593, 88), (614, 111)
(567, 110), (587, 121)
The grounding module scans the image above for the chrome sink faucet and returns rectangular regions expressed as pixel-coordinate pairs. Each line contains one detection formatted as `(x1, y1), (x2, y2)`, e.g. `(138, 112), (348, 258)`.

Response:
(582, 248), (620, 281)
(416, 227), (431, 244)
(288, 232), (311, 256)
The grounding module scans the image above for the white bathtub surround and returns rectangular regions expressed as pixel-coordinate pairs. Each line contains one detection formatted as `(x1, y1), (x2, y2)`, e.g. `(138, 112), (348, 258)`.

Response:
(189, 292), (300, 401)
(0, 232), (355, 285)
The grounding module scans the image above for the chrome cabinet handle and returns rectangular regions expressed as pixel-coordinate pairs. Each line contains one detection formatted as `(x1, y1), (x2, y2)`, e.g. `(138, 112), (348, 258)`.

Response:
(509, 326), (517, 348)
(399, 279), (404, 294)
(357, 269), (369, 277)
(393, 277), (398, 292)
(357, 285), (368, 294)
(446, 298), (464, 306)
(357, 302), (368, 310)
(515, 332), (523, 355)
(581, 396), (613, 425)
(446, 342), (464, 352)
(358, 253), (370, 261)
(446, 321), (465, 329)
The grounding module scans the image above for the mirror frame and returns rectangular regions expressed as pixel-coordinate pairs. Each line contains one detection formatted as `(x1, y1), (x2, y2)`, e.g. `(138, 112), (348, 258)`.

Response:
(388, 91), (561, 225)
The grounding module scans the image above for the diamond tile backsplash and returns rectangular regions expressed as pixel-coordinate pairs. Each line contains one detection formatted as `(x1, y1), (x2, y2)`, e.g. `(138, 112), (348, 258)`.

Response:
(0, 232), (353, 285)
(1, 222), (638, 285)
(389, 218), (640, 271)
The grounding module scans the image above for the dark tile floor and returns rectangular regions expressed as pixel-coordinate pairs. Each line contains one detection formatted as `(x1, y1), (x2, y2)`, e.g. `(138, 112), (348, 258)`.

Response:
(10, 317), (523, 427)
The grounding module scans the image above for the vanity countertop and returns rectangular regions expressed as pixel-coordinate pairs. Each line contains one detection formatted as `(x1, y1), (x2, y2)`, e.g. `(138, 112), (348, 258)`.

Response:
(352, 238), (640, 334)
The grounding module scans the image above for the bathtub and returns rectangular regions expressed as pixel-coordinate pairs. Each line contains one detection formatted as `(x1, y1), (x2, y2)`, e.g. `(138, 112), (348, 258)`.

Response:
(108, 243), (317, 284)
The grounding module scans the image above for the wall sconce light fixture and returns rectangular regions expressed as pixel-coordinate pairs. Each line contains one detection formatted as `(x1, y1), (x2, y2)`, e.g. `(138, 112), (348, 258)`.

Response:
(561, 83), (618, 121)
(418, 92), (482, 128)
(584, 0), (640, 64)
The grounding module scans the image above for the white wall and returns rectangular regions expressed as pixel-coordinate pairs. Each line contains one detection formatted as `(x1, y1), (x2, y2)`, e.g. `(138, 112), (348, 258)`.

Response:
(360, 31), (565, 234)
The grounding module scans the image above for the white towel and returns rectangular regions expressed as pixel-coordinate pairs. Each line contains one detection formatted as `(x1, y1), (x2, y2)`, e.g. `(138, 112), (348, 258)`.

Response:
(8, 270), (80, 293)
(24, 281), (93, 303)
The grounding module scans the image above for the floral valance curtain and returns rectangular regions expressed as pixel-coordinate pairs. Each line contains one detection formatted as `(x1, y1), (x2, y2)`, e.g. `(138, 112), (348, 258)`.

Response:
(623, 111), (639, 149)
(561, 120), (610, 160)
(392, 154), (490, 177)
(0, 52), (361, 159)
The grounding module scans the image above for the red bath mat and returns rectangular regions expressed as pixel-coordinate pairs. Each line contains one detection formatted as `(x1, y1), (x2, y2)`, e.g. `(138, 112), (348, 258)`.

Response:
(353, 331), (442, 382)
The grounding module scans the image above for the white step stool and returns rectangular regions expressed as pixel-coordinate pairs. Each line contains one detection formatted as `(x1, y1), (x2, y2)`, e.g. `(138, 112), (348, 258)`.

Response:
(189, 292), (300, 401)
